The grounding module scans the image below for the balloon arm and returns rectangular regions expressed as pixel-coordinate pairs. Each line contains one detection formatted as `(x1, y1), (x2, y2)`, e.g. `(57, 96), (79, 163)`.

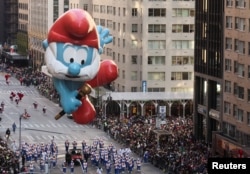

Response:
(54, 84), (92, 120)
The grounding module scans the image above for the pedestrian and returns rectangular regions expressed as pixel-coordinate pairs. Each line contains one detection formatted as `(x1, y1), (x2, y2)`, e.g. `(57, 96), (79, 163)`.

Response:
(72, 141), (77, 150)
(65, 140), (69, 152)
(12, 122), (16, 133)
(42, 106), (46, 114)
(22, 154), (26, 167)
(5, 128), (11, 140)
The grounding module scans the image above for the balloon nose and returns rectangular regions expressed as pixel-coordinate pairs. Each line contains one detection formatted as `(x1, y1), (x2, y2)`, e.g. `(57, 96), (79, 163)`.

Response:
(68, 63), (81, 76)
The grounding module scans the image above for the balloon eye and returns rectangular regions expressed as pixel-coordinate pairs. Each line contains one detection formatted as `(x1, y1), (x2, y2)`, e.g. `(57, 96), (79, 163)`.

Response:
(81, 60), (85, 65)
(70, 58), (74, 63)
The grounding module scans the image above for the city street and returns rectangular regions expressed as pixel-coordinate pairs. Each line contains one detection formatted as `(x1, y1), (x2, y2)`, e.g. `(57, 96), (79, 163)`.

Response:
(0, 73), (164, 174)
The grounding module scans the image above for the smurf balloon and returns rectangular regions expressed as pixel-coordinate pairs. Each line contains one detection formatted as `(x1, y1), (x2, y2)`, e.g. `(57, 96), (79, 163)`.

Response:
(43, 9), (118, 124)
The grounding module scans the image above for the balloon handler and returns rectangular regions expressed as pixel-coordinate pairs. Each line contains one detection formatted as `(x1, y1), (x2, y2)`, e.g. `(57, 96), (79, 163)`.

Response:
(43, 9), (118, 124)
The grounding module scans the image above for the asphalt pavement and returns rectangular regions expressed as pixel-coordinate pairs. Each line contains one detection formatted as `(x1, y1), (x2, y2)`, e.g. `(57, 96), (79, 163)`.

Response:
(0, 71), (165, 174)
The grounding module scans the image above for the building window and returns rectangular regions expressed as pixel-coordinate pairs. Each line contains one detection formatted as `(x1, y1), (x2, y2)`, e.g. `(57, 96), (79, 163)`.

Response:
(148, 40), (166, 49)
(224, 101), (231, 114)
(172, 8), (195, 17)
(131, 55), (137, 64)
(148, 72), (165, 81)
(100, 5), (105, 13)
(237, 63), (245, 77)
(100, 19), (105, 26)
(234, 83), (238, 96)
(122, 70), (125, 79)
(172, 24), (194, 33)
(226, 16), (233, 28)
(123, 23), (126, 32)
(132, 24), (138, 32)
(107, 20), (112, 28)
(226, 0), (234, 7)
(131, 71), (138, 81)
(225, 80), (231, 93)
(172, 40), (194, 49)
(148, 24), (166, 33)
(236, 0), (246, 8)
(238, 86), (244, 99)
(122, 55), (125, 63)
(113, 7), (116, 15)
(235, 17), (245, 31)
(94, 5), (99, 12)
(247, 112), (250, 125)
(225, 59), (232, 71)
(132, 40), (138, 49)
(148, 8), (166, 17)
(131, 87), (137, 92)
(132, 8), (138, 16)
(237, 109), (244, 122)
(123, 39), (125, 48)
(113, 22), (116, 30)
(107, 6), (112, 14)
(248, 66), (250, 78)
(148, 88), (165, 92)
(112, 52), (115, 60)
(234, 39), (245, 54)
(94, 18), (99, 25)
(226, 37), (232, 49)
(172, 56), (193, 65)
(123, 8), (126, 16)
(171, 72), (192, 80)
(233, 104), (238, 117)
(83, 4), (88, 11)
(248, 89), (250, 102)
(148, 56), (165, 65)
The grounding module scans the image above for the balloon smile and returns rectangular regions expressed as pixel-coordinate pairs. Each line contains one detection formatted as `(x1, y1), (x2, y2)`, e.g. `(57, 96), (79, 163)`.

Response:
(65, 75), (80, 78)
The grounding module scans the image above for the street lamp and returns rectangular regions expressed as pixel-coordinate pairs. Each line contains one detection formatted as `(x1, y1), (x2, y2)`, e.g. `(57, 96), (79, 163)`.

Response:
(19, 114), (22, 150)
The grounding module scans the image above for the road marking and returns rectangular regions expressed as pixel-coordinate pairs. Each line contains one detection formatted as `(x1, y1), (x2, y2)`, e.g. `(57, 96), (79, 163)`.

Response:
(34, 124), (40, 128)
(61, 124), (68, 128)
(40, 124), (45, 128)
(35, 135), (42, 140)
(26, 135), (34, 141)
(56, 123), (62, 128)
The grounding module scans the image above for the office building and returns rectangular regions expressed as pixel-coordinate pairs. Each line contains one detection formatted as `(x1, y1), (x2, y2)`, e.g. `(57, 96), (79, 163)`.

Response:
(194, 0), (250, 157)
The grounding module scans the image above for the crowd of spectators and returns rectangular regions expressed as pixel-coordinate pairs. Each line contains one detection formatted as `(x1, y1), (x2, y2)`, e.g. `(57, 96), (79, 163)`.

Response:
(0, 138), (19, 173)
(1, 65), (209, 173)
(97, 115), (209, 174)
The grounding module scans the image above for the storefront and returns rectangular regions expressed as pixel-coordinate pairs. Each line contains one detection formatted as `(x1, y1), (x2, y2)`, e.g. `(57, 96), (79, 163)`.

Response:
(212, 132), (250, 158)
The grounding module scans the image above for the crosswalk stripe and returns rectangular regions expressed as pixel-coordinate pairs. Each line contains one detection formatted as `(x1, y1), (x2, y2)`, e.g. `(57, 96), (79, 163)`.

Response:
(26, 135), (34, 141)
(35, 135), (42, 140)
(61, 124), (68, 128)
(34, 124), (40, 128)
(46, 124), (51, 127)
(40, 124), (45, 128)
(55, 123), (62, 128)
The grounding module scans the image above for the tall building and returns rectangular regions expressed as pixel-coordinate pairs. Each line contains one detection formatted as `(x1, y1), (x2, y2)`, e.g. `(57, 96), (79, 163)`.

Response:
(70, 0), (195, 93)
(17, 0), (29, 55)
(0, 0), (18, 46)
(28, 0), (69, 71)
(194, 0), (250, 157)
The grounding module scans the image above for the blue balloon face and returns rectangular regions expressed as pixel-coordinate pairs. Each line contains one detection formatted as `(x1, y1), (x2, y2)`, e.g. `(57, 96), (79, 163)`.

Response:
(56, 43), (94, 68)
(44, 42), (101, 81)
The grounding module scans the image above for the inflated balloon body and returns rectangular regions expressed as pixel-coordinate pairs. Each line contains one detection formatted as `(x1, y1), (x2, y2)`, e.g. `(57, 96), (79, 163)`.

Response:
(42, 9), (118, 124)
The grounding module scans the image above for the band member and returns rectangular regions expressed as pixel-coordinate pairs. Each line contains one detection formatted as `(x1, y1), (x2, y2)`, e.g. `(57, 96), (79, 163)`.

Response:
(70, 160), (74, 174)
(65, 140), (69, 152)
